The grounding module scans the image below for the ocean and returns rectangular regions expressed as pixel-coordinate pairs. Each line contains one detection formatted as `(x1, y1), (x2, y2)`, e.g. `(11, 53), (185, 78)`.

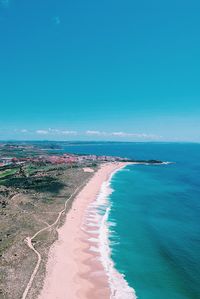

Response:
(60, 142), (200, 298)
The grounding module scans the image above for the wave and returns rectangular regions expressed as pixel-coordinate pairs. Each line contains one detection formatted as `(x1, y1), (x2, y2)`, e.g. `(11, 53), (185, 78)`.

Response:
(85, 169), (137, 299)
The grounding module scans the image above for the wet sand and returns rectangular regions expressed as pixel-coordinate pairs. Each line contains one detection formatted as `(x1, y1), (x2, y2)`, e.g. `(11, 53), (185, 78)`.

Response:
(37, 162), (130, 299)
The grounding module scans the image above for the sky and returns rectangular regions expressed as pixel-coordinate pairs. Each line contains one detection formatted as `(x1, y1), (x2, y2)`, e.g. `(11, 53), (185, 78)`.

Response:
(0, 0), (200, 141)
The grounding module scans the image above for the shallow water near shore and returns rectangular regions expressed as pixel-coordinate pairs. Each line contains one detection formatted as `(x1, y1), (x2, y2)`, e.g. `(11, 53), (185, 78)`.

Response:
(61, 142), (200, 299)
(86, 172), (136, 299)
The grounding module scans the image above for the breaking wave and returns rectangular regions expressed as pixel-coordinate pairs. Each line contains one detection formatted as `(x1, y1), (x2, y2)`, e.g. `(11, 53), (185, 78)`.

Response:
(85, 169), (137, 299)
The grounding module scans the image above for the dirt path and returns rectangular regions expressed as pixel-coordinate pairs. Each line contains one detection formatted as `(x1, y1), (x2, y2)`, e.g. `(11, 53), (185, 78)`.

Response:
(21, 182), (87, 299)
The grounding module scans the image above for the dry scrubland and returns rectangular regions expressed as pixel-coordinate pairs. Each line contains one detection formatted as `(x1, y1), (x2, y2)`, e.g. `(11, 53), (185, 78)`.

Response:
(0, 162), (96, 299)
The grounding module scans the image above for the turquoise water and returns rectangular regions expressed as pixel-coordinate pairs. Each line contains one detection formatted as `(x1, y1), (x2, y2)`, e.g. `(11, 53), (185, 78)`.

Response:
(109, 146), (200, 298)
(109, 163), (199, 298)
(61, 142), (200, 298)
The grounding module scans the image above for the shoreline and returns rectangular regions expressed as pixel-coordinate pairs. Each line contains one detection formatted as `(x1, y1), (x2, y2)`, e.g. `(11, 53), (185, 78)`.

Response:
(37, 162), (135, 299)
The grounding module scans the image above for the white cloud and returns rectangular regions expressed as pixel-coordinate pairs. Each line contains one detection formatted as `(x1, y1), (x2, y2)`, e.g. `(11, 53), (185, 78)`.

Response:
(111, 132), (133, 137)
(86, 130), (104, 135)
(48, 128), (61, 134)
(35, 128), (77, 135)
(21, 129), (28, 133)
(61, 130), (77, 135)
(36, 130), (49, 135)
(48, 128), (77, 135)
(85, 130), (162, 139)
(15, 128), (161, 140)
(111, 132), (162, 139)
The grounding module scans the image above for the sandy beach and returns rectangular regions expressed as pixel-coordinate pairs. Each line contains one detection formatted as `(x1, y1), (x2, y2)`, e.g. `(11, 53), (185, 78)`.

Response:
(37, 162), (130, 299)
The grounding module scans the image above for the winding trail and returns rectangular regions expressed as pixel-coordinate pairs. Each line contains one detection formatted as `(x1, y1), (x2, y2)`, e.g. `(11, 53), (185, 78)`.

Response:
(21, 181), (88, 299)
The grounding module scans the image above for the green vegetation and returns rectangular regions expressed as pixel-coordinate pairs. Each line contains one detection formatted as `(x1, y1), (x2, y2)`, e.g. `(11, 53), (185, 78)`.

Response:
(2, 176), (65, 193)
(0, 168), (19, 179)
(0, 144), (43, 158)
(0, 155), (97, 299)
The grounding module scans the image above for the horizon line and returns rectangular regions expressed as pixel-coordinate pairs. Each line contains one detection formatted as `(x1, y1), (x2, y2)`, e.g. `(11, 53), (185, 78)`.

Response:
(0, 139), (199, 144)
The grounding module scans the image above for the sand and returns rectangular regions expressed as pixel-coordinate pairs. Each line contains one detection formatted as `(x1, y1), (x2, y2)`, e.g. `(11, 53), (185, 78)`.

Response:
(37, 162), (130, 299)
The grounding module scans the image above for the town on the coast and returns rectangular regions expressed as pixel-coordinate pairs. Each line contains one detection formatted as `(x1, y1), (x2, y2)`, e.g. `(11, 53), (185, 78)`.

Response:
(0, 142), (162, 168)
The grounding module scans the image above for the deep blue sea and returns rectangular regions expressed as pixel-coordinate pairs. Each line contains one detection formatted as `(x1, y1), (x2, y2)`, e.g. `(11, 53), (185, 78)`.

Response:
(60, 142), (200, 298)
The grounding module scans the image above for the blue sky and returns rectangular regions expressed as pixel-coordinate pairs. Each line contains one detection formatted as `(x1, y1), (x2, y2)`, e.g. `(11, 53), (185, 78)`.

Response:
(0, 0), (200, 141)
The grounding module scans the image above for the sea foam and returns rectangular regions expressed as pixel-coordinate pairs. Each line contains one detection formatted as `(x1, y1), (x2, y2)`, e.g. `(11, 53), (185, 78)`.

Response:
(86, 170), (137, 299)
